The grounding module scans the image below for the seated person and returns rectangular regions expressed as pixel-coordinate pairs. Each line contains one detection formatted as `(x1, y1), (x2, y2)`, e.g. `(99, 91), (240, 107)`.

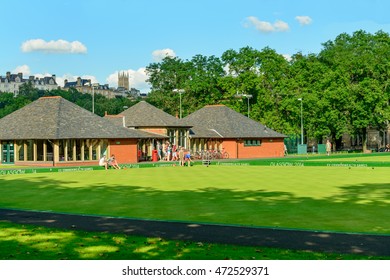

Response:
(99, 156), (108, 170)
(108, 154), (120, 169)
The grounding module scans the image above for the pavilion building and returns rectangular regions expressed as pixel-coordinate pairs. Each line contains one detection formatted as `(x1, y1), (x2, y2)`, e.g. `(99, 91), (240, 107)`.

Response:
(0, 96), (165, 166)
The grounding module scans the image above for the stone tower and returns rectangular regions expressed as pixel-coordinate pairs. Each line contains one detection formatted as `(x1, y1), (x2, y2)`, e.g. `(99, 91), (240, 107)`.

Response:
(118, 71), (129, 90)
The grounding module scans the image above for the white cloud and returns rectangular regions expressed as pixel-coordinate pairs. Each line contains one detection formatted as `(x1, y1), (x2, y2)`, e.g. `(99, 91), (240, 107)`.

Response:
(295, 16), (312, 26)
(106, 68), (150, 93)
(152, 48), (176, 62)
(274, 20), (290, 32)
(13, 65), (31, 76)
(21, 39), (87, 54)
(245, 16), (290, 33)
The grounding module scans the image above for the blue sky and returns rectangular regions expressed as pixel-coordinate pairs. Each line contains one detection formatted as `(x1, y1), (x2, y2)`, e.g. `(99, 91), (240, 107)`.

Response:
(0, 0), (389, 92)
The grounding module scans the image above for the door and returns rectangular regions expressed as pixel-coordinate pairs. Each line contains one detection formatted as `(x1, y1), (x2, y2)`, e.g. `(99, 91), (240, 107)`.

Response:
(2, 141), (15, 164)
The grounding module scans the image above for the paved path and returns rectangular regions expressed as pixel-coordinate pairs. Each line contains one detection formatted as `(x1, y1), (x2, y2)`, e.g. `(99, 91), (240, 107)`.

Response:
(0, 208), (389, 257)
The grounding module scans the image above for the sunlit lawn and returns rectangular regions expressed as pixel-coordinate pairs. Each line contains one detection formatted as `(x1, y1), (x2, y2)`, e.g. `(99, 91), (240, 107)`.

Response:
(1, 221), (384, 260)
(1, 164), (389, 234)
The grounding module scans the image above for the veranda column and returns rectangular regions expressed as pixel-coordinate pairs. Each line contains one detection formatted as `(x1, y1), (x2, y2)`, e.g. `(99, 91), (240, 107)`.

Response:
(14, 142), (19, 162)
(72, 141), (76, 162)
(53, 140), (59, 166)
(81, 140), (85, 161)
(43, 141), (47, 162)
(33, 141), (37, 162)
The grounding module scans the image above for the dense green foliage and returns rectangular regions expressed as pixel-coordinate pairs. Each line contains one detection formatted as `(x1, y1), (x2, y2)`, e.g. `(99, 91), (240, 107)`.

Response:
(146, 30), (390, 151)
(0, 85), (138, 119)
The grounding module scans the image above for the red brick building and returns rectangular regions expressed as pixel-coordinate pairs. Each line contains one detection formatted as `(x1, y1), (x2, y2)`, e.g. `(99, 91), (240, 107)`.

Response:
(183, 105), (286, 159)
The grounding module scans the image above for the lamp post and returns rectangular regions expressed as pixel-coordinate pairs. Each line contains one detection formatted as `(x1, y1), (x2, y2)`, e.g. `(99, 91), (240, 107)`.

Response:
(91, 83), (99, 114)
(243, 94), (253, 118)
(298, 98), (303, 144)
(92, 85), (95, 114)
(173, 89), (185, 118)
(235, 93), (253, 118)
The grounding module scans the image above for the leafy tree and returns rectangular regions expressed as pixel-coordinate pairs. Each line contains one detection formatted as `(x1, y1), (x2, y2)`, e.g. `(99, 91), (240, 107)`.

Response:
(18, 82), (40, 100)
(0, 93), (31, 118)
(319, 30), (390, 151)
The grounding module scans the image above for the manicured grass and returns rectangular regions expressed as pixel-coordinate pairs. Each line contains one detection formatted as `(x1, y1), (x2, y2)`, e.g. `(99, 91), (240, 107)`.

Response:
(307, 154), (390, 162)
(0, 221), (384, 260)
(1, 164), (389, 234)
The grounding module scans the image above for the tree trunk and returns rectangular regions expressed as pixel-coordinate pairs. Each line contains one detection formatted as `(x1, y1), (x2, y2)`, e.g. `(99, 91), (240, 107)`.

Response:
(362, 127), (368, 153)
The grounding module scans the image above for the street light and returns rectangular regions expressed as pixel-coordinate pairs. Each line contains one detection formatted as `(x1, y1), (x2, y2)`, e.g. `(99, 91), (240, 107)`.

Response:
(298, 98), (303, 144)
(92, 83), (99, 114)
(92, 85), (94, 114)
(173, 89), (185, 118)
(235, 93), (253, 118)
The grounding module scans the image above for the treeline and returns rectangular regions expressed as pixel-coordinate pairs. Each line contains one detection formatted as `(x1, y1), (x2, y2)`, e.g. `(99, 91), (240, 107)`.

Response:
(0, 84), (138, 119)
(146, 30), (390, 151)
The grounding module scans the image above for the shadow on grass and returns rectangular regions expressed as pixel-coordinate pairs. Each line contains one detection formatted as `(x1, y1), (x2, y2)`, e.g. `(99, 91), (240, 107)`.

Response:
(0, 175), (390, 258)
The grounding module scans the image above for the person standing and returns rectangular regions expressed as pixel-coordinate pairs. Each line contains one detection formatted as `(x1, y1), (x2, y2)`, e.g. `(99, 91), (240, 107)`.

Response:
(157, 141), (162, 161)
(184, 150), (193, 167)
(178, 147), (185, 166)
(326, 140), (332, 156)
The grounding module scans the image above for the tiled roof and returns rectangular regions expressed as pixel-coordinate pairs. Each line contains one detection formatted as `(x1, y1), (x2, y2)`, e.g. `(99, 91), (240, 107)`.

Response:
(0, 96), (163, 140)
(183, 105), (286, 139)
(120, 101), (191, 128)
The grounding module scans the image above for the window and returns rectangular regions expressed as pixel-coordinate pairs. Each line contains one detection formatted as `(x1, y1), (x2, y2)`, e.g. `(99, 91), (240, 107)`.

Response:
(16, 141), (24, 161)
(36, 140), (45, 161)
(167, 129), (175, 144)
(178, 129), (186, 147)
(244, 139), (261, 146)
(26, 140), (34, 161)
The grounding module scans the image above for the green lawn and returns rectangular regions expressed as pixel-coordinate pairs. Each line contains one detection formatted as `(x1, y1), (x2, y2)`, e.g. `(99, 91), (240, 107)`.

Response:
(307, 153), (390, 162)
(1, 221), (383, 260)
(1, 164), (389, 234)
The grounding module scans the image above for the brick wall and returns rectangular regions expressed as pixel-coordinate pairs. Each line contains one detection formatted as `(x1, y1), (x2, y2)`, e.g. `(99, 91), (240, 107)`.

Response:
(108, 139), (138, 163)
(222, 138), (284, 159)
(140, 128), (167, 135)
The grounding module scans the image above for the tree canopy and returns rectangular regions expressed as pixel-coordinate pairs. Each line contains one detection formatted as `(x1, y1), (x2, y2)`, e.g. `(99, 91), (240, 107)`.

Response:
(146, 30), (390, 151)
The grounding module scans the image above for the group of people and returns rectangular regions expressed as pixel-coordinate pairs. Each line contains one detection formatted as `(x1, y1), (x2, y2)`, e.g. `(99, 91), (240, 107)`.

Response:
(157, 141), (192, 166)
(157, 141), (177, 161)
(99, 154), (120, 170)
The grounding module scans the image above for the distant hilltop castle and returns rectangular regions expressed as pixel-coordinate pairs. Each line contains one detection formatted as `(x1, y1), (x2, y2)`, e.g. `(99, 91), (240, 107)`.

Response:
(118, 71), (129, 90)
(0, 71), (145, 99)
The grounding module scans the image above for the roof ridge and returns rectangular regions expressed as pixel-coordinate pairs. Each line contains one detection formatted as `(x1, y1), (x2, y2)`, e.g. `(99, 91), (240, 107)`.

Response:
(39, 96), (62, 99)
(204, 104), (225, 107)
